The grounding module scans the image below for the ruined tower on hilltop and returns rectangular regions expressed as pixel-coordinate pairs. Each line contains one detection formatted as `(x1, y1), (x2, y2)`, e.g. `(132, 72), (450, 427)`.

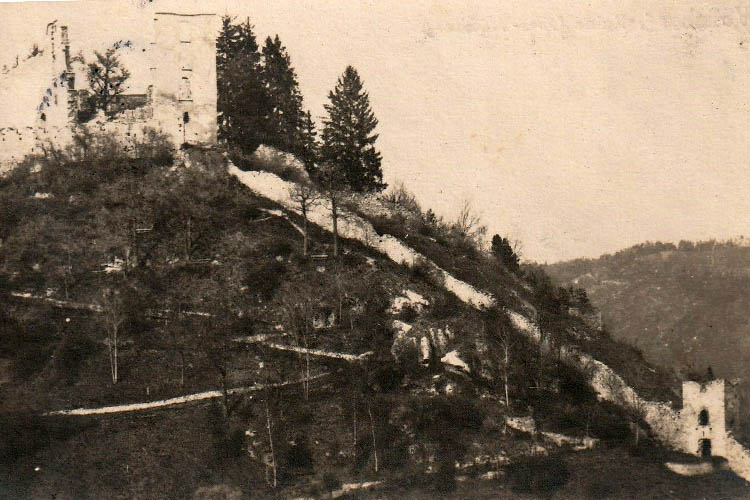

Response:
(149, 12), (218, 146)
(681, 378), (740, 458)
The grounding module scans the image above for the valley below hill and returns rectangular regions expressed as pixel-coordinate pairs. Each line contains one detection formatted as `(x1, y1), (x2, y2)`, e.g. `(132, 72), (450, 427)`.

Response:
(546, 240), (750, 441)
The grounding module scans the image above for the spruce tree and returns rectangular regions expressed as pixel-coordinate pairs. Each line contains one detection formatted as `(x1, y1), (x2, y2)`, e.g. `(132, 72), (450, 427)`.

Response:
(216, 17), (269, 152)
(321, 66), (385, 193)
(261, 35), (305, 153)
(299, 111), (318, 173)
(491, 234), (520, 272)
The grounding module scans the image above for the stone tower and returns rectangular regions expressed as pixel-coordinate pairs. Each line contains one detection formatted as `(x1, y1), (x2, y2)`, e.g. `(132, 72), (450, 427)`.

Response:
(149, 11), (217, 146)
(681, 379), (740, 458)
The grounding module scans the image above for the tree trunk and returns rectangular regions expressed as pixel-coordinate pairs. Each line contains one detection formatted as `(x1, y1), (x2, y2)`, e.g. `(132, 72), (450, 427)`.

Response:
(331, 197), (339, 257)
(353, 398), (357, 452)
(185, 217), (192, 262)
(108, 337), (115, 384)
(368, 400), (378, 473)
(504, 371), (510, 408)
(179, 351), (185, 387)
(265, 397), (277, 488)
(302, 209), (309, 256)
(303, 331), (310, 400)
(113, 328), (118, 384)
(108, 326), (118, 385)
(220, 367), (229, 417)
(503, 343), (510, 406)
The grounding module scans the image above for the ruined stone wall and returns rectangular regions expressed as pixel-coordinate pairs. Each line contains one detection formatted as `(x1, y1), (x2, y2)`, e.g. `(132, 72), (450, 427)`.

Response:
(0, 126), (71, 167)
(0, 21), (74, 169)
(681, 380), (729, 457)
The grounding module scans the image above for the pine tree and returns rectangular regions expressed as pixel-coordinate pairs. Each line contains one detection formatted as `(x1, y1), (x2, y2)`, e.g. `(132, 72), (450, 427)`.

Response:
(299, 111), (318, 172)
(491, 234), (520, 272)
(321, 66), (385, 193)
(261, 35), (305, 153)
(87, 48), (130, 117)
(216, 17), (269, 152)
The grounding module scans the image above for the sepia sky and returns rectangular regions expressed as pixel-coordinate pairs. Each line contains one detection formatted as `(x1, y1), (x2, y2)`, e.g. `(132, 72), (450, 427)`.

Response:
(1, 0), (749, 263)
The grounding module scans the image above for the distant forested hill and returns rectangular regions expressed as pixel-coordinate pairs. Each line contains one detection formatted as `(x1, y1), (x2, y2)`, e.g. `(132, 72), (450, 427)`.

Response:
(545, 240), (750, 386)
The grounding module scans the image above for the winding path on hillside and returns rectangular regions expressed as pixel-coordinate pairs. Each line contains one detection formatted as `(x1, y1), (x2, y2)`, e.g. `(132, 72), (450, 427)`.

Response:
(228, 162), (750, 483)
(45, 374), (327, 416)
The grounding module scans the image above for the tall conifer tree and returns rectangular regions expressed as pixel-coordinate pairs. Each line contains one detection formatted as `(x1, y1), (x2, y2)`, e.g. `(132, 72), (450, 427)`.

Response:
(321, 66), (385, 193)
(261, 35), (305, 153)
(299, 111), (318, 172)
(216, 17), (269, 151)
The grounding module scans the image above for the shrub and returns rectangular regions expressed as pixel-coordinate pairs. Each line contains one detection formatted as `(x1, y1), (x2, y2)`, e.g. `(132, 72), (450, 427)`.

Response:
(380, 181), (421, 216)
(132, 127), (174, 166)
(282, 435), (314, 472)
(50, 332), (99, 385)
(507, 455), (570, 498)
(245, 259), (287, 301)
(322, 472), (341, 498)
(370, 214), (408, 239)
(228, 146), (308, 184)
(585, 478), (618, 499)
(214, 426), (245, 460)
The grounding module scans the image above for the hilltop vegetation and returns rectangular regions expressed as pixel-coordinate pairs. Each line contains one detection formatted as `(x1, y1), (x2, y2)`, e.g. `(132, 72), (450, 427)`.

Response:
(1, 134), (738, 498)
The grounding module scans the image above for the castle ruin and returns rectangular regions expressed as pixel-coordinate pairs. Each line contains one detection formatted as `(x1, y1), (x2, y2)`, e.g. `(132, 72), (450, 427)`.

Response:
(0, 10), (218, 167)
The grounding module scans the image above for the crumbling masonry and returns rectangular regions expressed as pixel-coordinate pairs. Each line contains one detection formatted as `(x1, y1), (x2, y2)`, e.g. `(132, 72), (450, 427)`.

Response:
(0, 11), (217, 167)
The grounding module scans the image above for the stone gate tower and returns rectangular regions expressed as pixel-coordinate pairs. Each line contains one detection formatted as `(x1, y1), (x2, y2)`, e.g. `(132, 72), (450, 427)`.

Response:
(149, 12), (217, 145)
(681, 378), (740, 458)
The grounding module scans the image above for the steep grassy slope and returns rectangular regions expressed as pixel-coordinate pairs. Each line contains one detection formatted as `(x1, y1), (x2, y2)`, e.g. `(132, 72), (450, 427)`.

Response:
(0, 145), (746, 498)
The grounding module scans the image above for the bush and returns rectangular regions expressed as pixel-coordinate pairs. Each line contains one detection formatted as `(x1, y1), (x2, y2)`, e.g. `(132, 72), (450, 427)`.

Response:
(282, 435), (314, 472)
(585, 478), (618, 499)
(50, 332), (99, 385)
(370, 214), (408, 239)
(132, 127), (174, 166)
(507, 455), (570, 498)
(214, 426), (245, 460)
(245, 259), (287, 301)
(322, 472), (341, 498)
(380, 181), (421, 216)
(228, 146), (308, 184)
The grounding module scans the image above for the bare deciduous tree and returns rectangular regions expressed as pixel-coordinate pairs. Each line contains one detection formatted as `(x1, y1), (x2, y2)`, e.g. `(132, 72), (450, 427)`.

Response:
(289, 183), (321, 256)
(100, 287), (125, 384)
(316, 162), (347, 257)
(454, 199), (487, 249)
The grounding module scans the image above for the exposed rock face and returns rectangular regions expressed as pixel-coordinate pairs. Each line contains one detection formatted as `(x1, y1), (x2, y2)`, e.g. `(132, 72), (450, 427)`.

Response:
(390, 319), (455, 368)
(388, 289), (429, 314)
(441, 350), (470, 373)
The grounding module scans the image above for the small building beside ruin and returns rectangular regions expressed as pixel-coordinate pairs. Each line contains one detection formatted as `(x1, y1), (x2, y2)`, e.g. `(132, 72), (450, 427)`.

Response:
(681, 377), (740, 458)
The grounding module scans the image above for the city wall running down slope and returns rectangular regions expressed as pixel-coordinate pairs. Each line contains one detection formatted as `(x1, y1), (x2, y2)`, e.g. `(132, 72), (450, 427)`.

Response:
(228, 163), (750, 482)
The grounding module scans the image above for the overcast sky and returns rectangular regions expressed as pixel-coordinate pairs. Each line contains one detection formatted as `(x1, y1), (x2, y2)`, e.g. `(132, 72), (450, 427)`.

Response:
(1, 0), (749, 263)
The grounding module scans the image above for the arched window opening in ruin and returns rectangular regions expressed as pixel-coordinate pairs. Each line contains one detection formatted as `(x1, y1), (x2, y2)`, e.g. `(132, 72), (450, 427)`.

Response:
(699, 409), (709, 426)
(183, 112), (190, 124)
(40, 113), (46, 122)
(700, 439), (712, 458)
